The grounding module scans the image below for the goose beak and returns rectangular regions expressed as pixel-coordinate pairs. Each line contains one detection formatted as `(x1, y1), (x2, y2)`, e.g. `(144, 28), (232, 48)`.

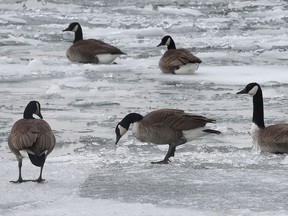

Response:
(63, 27), (69, 32)
(236, 88), (247, 94)
(115, 135), (121, 145)
(157, 43), (163, 47)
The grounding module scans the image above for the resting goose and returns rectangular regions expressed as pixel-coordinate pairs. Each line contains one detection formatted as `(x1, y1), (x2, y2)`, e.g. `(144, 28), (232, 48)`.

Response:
(8, 101), (56, 183)
(157, 35), (202, 74)
(115, 108), (220, 164)
(237, 82), (288, 153)
(63, 22), (125, 64)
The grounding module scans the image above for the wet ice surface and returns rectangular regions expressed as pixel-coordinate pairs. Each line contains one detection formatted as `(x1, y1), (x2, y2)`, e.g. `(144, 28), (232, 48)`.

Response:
(1, 0), (288, 215)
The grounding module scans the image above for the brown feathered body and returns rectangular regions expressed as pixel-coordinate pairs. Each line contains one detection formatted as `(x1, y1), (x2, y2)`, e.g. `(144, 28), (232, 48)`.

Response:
(255, 124), (288, 153)
(132, 109), (215, 145)
(66, 39), (124, 64)
(8, 119), (55, 161)
(159, 48), (202, 74)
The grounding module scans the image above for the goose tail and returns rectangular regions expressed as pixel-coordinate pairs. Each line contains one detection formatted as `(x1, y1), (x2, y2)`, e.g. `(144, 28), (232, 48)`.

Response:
(28, 152), (46, 167)
(203, 129), (221, 135)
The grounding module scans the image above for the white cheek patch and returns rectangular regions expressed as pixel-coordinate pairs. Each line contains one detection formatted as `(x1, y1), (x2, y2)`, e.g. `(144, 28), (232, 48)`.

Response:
(35, 102), (40, 115)
(72, 24), (79, 32)
(165, 37), (171, 46)
(248, 86), (258, 96)
(118, 125), (128, 136)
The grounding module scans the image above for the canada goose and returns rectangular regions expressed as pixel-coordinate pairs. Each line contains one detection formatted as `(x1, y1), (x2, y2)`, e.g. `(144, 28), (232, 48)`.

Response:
(8, 101), (56, 183)
(157, 35), (202, 74)
(63, 22), (125, 64)
(115, 109), (221, 164)
(237, 82), (288, 153)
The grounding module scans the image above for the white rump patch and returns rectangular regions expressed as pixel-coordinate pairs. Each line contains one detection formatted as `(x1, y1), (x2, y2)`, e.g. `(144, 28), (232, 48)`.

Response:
(175, 63), (200, 74)
(72, 24), (79, 32)
(248, 86), (259, 96)
(96, 54), (120, 64)
(183, 127), (208, 141)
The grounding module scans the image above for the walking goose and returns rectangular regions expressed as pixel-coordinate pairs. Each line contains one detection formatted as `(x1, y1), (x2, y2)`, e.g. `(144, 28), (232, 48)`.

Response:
(8, 101), (56, 183)
(157, 35), (202, 74)
(115, 109), (221, 164)
(237, 82), (288, 153)
(63, 22), (125, 64)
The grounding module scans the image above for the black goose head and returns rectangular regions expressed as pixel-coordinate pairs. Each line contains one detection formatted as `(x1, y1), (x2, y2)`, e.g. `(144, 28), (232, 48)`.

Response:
(157, 35), (176, 49)
(115, 113), (143, 145)
(63, 22), (83, 43)
(63, 22), (81, 32)
(23, 101), (43, 119)
(237, 82), (261, 96)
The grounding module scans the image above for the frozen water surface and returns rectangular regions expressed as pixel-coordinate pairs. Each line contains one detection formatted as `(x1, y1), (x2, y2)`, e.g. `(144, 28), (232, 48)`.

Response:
(0, 0), (288, 215)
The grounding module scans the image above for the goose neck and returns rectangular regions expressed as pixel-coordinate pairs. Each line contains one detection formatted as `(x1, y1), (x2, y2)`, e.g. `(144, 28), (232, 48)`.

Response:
(121, 113), (143, 129)
(252, 89), (265, 128)
(73, 26), (83, 43)
(167, 39), (176, 50)
(23, 107), (34, 119)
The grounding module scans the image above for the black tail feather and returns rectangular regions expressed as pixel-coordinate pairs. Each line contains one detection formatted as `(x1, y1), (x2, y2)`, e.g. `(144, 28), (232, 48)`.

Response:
(28, 153), (46, 167)
(203, 129), (221, 135)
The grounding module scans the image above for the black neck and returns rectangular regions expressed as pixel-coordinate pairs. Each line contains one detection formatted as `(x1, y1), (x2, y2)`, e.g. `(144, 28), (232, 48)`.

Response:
(167, 38), (176, 50)
(120, 113), (144, 129)
(252, 88), (265, 128)
(23, 108), (34, 119)
(73, 26), (83, 43)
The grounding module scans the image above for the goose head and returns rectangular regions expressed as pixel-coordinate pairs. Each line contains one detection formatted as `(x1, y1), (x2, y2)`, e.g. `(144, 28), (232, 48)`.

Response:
(157, 35), (176, 50)
(23, 101), (43, 119)
(115, 123), (128, 145)
(237, 82), (260, 96)
(115, 113), (144, 144)
(157, 35), (173, 47)
(63, 22), (81, 33)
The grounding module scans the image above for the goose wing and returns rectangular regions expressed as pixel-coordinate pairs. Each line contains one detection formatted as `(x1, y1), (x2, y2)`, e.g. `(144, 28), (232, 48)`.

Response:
(70, 39), (124, 55)
(144, 109), (215, 131)
(161, 49), (201, 66)
(259, 124), (288, 153)
(8, 119), (55, 155)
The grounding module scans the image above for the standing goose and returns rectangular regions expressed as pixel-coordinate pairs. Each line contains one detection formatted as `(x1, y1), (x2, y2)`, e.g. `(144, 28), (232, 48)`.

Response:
(115, 109), (221, 164)
(157, 35), (202, 74)
(8, 101), (56, 183)
(237, 82), (288, 153)
(63, 22), (125, 64)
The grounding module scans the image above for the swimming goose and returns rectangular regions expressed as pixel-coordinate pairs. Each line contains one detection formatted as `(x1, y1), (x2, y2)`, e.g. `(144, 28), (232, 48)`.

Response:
(8, 101), (56, 183)
(63, 22), (125, 64)
(237, 82), (288, 153)
(115, 109), (221, 164)
(157, 35), (202, 74)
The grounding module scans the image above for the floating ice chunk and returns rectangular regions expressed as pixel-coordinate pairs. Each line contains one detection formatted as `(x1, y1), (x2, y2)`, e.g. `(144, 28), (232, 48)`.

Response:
(280, 156), (288, 165)
(28, 58), (43, 68)
(46, 84), (61, 95)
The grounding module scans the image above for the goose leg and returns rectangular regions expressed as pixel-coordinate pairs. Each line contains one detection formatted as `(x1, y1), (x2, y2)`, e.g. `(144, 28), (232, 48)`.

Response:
(170, 146), (176, 157)
(10, 160), (25, 183)
(151, 144), (174, 164)
(33, 165), (45, 183)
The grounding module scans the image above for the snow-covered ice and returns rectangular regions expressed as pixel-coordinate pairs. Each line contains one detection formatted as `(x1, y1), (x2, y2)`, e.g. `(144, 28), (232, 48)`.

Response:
(0, 0), (288, 215)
